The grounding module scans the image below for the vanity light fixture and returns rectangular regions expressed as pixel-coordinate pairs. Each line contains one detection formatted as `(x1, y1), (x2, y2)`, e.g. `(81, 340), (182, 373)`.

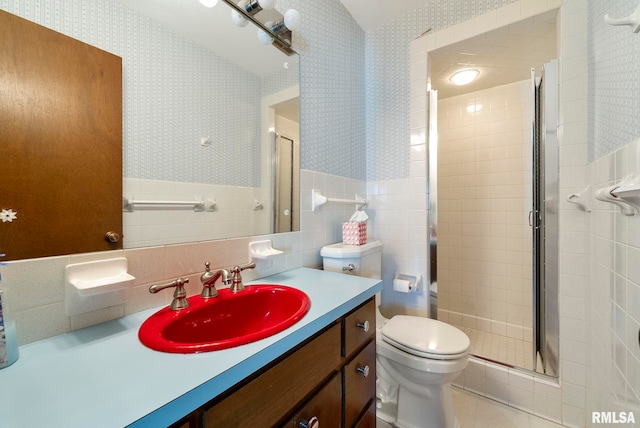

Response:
(257, 9), (301, 45)
(220, 0), (299, 55)
(449, 68), (479, 86)
(199, 0), (218, 7)
(231, 0), (276, 28)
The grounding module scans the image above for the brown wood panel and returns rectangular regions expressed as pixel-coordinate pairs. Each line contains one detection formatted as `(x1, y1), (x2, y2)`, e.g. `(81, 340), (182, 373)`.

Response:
(344, 299), (375, 358)
(284, 374), (342, 428)
(344, 340), (376, 428)
(353, 401), (376, 428)
(0, 10), (122, 260)
(205, 323), (341, 427)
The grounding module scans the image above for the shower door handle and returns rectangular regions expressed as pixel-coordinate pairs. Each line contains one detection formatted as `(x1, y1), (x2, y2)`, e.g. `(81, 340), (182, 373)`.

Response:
(529, 210), (541, 229)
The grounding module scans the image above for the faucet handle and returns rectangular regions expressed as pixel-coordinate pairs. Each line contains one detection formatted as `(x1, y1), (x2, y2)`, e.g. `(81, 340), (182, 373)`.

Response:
(229, 262), (256, 293)
(149, 277), (190, 310)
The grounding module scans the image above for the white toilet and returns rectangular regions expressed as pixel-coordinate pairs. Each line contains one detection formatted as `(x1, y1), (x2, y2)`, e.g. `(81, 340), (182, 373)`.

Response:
(321, 240), (470, 428)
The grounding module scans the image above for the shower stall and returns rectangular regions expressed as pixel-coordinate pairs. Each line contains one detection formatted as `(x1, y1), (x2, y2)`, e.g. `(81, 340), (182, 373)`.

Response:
(429, 10), (560, 376)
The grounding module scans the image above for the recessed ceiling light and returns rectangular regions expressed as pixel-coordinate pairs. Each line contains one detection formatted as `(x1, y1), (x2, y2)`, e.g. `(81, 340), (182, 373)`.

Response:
(449, 69), (480, 86)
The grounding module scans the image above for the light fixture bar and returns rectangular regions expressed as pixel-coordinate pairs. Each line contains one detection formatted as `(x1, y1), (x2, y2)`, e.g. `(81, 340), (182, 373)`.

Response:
(221, 0), (296, 56)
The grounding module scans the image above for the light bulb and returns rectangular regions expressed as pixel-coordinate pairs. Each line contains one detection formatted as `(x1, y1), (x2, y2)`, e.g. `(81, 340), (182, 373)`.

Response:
(258, 0), (276, 10)
(199, 0), (217, 7)
(258, 24), (274, 45)
(449, 69), (479, 86)
(231, 9), (249, 27)
(283, 9), (301, 31)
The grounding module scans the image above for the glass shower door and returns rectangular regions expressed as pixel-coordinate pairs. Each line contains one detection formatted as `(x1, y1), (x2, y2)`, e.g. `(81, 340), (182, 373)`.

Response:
(532, 59), (559, 377)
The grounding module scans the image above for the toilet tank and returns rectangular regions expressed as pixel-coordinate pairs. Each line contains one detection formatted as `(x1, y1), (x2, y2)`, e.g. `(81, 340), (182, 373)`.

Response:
(320, 240), (382, 280)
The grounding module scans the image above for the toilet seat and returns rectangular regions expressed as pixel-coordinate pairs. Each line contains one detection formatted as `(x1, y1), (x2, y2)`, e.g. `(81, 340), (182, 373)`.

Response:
(381, 315), (470, 360)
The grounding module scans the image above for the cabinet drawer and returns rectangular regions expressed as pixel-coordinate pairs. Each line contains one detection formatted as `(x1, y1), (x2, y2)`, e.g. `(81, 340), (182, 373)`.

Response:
(284, 374), (342, 428)
(344, 340), (376, 428)
(205, 323), (341, 427)
(344, 299), (375, 358)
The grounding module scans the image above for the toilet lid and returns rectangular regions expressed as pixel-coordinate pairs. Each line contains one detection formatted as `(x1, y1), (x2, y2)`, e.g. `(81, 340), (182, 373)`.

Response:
(381, 315), (470, 360)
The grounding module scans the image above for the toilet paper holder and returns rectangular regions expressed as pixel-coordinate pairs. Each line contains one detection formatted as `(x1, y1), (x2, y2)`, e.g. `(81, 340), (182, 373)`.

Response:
(393, 273), (421, 292)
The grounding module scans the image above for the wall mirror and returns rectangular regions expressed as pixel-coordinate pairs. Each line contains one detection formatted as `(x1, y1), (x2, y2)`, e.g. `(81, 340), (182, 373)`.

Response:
(0, 0), (300, 260)
(117, 0), (300, 248)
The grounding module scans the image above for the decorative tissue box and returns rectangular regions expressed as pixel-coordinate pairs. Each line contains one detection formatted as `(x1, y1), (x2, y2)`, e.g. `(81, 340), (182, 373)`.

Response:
(342, 221), (367, 245)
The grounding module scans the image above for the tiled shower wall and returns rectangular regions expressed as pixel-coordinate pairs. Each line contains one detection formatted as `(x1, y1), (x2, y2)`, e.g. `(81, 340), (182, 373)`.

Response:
(437, 80), (534, 345)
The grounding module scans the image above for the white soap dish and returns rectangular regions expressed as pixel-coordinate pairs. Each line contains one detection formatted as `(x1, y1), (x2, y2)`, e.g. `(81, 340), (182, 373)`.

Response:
(66, 258), (134, 296)
(65, 258), (135, 316)
(249, 240), (284, 260)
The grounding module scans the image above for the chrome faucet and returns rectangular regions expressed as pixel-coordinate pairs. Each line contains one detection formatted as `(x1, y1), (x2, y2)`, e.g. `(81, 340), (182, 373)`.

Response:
(200, 261), (231, 298)
(229, 262), (256, 293)
(149, 277), (190, 310)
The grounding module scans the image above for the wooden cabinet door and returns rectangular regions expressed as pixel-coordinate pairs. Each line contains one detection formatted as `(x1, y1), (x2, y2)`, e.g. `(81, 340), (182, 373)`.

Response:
(344, 340), (376, 428)
(0, 10), (122, 260)
(284, 374), (342, 428)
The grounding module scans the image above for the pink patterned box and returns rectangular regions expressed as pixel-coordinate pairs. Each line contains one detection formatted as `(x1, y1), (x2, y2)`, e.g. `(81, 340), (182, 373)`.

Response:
(342, 221), (367, 245)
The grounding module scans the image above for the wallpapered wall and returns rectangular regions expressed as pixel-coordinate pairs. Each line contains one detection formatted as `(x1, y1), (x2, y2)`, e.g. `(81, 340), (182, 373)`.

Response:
(587, 1), (640, 161)
(276, 0), (367, 181)
(366, 0), (520, 181)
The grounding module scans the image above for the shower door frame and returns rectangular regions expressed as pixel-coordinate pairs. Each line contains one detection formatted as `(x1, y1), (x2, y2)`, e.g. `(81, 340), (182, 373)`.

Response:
(532, 59), (560, 377)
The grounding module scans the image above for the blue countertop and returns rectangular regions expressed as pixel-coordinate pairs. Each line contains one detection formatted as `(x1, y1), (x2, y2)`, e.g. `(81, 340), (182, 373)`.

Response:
(0, 267), (382, 428)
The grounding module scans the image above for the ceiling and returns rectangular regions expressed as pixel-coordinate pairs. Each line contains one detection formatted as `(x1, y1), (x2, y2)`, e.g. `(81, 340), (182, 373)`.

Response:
(113, 0), (291, 77)
(338, 0), (427, 32)
(430, 9), (558, 99)
(336, 1), (558, 99)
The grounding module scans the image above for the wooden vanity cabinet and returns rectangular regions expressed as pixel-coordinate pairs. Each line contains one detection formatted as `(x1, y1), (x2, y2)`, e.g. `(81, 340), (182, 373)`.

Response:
(170, 297), (377, 428)
(343, 299), (376, 428)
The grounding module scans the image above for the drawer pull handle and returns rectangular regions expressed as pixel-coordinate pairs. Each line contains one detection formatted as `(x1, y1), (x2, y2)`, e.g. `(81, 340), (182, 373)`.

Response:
(356, 320), (370, 332)
(299, 416), (319, 428)
(356, 365), (370, 378)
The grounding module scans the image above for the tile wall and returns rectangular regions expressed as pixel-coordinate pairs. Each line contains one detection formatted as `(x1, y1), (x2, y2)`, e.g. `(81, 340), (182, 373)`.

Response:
(557, 0), (589, 425)
(366, 175), (429, 317)
(6, 170), (364, 345)
(122, 179), (270, 248)
(437, 80), (534, 345)
(583, 3), (640, 420)
(585, 141), (640, 423)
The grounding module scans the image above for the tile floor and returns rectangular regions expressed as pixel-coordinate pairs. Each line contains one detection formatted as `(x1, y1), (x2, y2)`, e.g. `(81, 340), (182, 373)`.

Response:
(376, 386), (565, 428)
(459, 326), (535, 371)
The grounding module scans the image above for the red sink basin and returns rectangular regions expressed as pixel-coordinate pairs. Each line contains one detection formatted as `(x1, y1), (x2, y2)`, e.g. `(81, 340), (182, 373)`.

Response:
(138, 284), (311, 353)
